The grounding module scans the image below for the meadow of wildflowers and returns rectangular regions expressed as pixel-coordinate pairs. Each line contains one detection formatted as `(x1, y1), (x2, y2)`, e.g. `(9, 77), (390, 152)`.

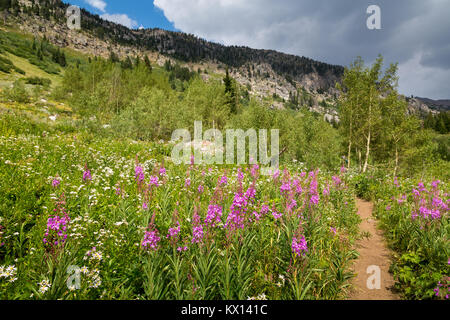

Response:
(0, 128), (364, 300)
(0, 108), (447, 300)
(358, 174), (449, 300)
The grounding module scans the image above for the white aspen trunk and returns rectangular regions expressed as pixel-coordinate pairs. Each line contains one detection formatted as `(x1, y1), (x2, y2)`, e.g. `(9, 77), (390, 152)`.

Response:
(358, 148), (362, 172)
(363, 131), (371, 173)
(347, 117), (352, 170)
(394, 144), (399, 177)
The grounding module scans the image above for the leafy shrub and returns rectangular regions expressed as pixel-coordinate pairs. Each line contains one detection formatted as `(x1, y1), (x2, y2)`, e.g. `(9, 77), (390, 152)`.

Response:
(1, 80), (30, 103)
(25, 77), (52, 87)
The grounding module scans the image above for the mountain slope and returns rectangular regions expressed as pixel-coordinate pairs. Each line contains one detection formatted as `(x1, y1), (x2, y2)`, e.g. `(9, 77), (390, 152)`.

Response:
(1, 0), (447, 120)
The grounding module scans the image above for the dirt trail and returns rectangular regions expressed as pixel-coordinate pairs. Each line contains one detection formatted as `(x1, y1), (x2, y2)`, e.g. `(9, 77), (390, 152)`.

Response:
(347, 199), (400, 300)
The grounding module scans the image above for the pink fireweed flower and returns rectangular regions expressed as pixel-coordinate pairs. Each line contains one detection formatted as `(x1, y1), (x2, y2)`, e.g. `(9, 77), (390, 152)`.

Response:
(394, 176), (399, 188)
(250, 164), (259, 178)
(141, 229), (160, 251)
(431, 180), (440, 189)
(330, 227), (337, 235)
(417, 182), (426, 192)
(340, 165), (347, 174)
(219, 175), (228, 185)
(52, 179), (60, 188)
(287, 198), (297, 211)
(272, 211), (282, 220)
(204, 205), (223, 228)
(252, 211), (262, 221)
(198, 185), (204, 194)
(167, 222), (181, 239)
(323, 185), (330, 196)
(260, 205), (270, 215)
(159, 167), (166, 176)
(309, 179), (318, 195)
(177, 246), (188, 252)
(191, 224), (204, 244)
(43, 214), (70, 248)
(430, 209), (441, 219)
(44, 195), (70, 249)
(272, 170), (280, 180)
(185, 178), (191, 188)
(419, 206), (430, 218)
(225, 192), (248, 231)
(142, 202), (149, 211)
(191, 210), (204, 244)
(292, 236), (308, 257)
(332, 176), (342, 186)
(310, 195), (319, 206)
(280, 182), (291, 194)
(386, 205), (391, 211)
(149, 176), (159, 187)
(245, 186), (256, 200)
(135, 165), (144, 183)
(237, 168), (244, 181)
(397, 194), (406, 204)
(83, 169), (92, 182)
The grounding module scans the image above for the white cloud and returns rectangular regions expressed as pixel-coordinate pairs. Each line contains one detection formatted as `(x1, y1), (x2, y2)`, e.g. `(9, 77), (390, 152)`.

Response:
(154, 0), (450, 99)
(85, 0), (107, 12)
(101, 13), (138, 29)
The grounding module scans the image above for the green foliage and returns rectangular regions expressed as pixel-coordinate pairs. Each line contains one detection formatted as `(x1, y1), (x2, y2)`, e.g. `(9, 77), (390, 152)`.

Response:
(0, 30), (64, 75)
(1, 80), (30, 103)
(24, 76), (51, 87)
(0, 116), (360, 299)
(369, 176), (449, 299)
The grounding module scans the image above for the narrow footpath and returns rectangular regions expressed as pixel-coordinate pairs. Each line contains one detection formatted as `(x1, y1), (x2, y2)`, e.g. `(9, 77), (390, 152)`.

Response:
(347, 199), (400, 300)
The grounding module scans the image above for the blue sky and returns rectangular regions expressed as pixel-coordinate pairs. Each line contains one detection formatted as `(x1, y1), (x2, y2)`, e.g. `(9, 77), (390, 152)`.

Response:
(65, 0), (176, 30)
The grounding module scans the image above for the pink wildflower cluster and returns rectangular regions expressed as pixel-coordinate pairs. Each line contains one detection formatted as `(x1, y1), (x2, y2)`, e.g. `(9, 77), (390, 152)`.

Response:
(292, 236), (308, 258)
(135, 165), (145, 183)
(218, 175), (228, 186)
(142, 226), (161, 251)
(225, 191), (250, 232)
(433, 277), (450, 300)
(411, 180), (449, 221)
(52, 179), (60, 188)
(83, 169), (92, 182)
(149, 175), (159, 187)
(43, 196), (70, 249)
(204, 205), (223, 228)
(167, 222), (181, 240)
(308, 171), (320, 206)
(191, 210), (204, 244)
(332, 176), (342, 187)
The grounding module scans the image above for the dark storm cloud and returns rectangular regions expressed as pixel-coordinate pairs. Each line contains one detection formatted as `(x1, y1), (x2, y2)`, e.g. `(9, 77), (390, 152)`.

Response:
(154, 0), (450, 99)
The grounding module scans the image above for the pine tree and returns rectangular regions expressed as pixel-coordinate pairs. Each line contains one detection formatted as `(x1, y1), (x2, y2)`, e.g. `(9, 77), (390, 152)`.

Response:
(144, 55), (152, 72)
(223, 68), (237, 114)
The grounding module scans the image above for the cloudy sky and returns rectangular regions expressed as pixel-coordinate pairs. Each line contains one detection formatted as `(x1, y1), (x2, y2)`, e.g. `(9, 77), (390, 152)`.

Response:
(71, 0), (450, 99)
